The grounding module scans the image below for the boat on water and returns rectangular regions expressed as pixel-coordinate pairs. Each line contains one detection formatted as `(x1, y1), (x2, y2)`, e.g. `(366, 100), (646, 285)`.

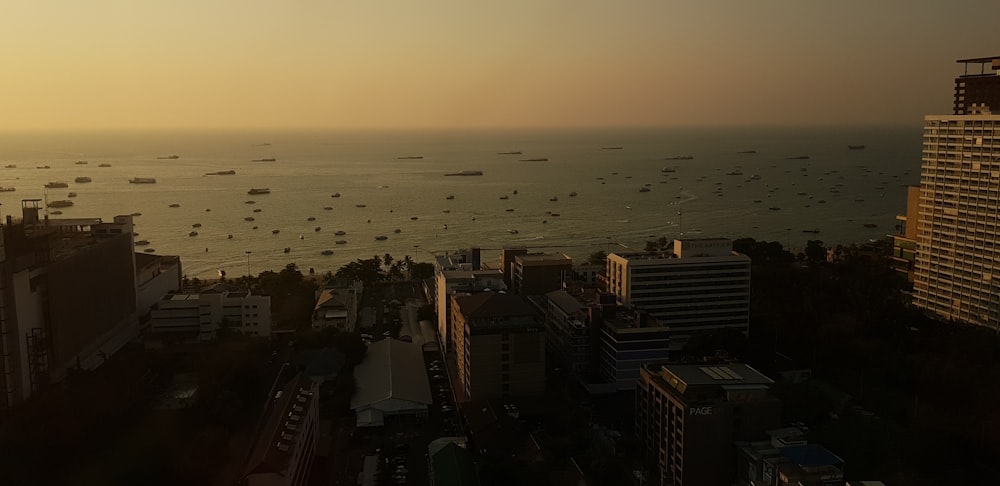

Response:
(394, 228), (402, 234)
(272, 229), (280, 234)
(4, 164), (15, 168)
(848, 145), (866, 150)
(284, 247), (291, 253)
(244, 217), (255, 222)
(129, 177), (157, 184)
(520, 158), (548, 162)
(410, 216), (418, 220)
(786, 156), (810, 160)
(75, 161), (88, 165)
(189, 231), (198, 237)
(321, 250), (334, 255)
(67, 192), (77, 198)
(738, 150), (757, 154)
(664, 156), (694, 160)
(550, 196), (558, 202)
(135, 240), (150, 246)
(497, 151), (522, 155)
(397, 156), (423, 160)
(227, 234), (233, 239)
(639, 187), (651, 193)
(863, 223), (878, 228)
(508, 229), (519, 234)
(335, 240), (347, 245)
(374, 235), (388, 241)
(444, 170), (483, 176)
(169, 203), (180, 208)
(601, 147), (624, 150)
(131, 212), (142, 216)
(324, 206), (333, 210)
(445, 195), (454, 200)
(769, 207), (781, 211)
(0, 186), (15, 192)
(192, 223), (201, 228)
(355, 204), (367, 208)
(48, 199), (74, 208)
(251, 158), (277, 162)
(248, 188), (270, 195)
(661, 167), (677, 173)
(98, 163), (111, 167)
(802, 229), (821, 234)
(50, 210), (63, 215)
(314, 226), (321, 232)
(157, 155), (180, 160)
(334, 230), (346, 236)
(505, 208), (514, 212)
(569, 191), (578, 197)
(245, 200), (256, 204)
(331, 192), (341, 198)
(205, 170), (236, 176)
(307, 216), (316, 221)
(143, 248), (156, 253)
(45, 181), (69, 188)
(499, 195), (509, 200)
(75, 176), (92, 183)
(37, 166), (51, 169)
(253, 208), (262, 213)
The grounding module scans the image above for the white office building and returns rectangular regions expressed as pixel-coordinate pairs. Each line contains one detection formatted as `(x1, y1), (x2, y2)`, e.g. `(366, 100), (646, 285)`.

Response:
(149, 289), (272, 340)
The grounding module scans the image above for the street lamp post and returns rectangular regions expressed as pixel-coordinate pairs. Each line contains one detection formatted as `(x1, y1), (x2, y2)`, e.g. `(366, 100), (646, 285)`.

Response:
(245, 251), (252, 287)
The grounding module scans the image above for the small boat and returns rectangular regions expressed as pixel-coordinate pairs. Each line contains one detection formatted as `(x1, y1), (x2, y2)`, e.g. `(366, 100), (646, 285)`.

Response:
(786, 156), (810, 160)
(519, 158), (548, 162)
(67, 192), (78, 198)
(550, 213), (560, 217)
(129, 177), (157, 184)
(331, 192), (341, 198)
(569, 192), (577, 197)
(307, 217), (316, 221)
(664, 156), (694, 160)
(50, 210), (63, 215)
(445, 195), (454, 200)
(496, 151), (522, 155)
(283, 247), (291, 253)
(131, 212), (142, 216)
(738, 150), (757, 154)
(4, 164), (16, 168)
(144, 248), (156, 253)
(252, 226), (258, 230)
(505, 208), (514, 212)
(324, 206), (333, 210)
(499, 195), (509, 200)
(442, 210), (450, 214)
(245, 200), (256, 204)
(45, 182), (69, 188)
(37, 165), (51, 169)
(74, 177), (92, 183)
(189, 231), (198, 237)
(98, 163), (111, 167)
(135, 240), (150, 246)
(394, 228), (402, 234)
(639, 187), (651, 193)
(601, 147), (624, 150)
(271, 229), (280, 234)
(315, 227), (321, 232)
(769, 207), (781, 211)
(205, 170), (236, 176)
(848, 145), (866, 150)
(355, 204), (367, 208)
(550, 196), (558, 202)
(802, 229), (820, 234)
(410, 216), (418, 220)
(321, 250), (334, 255)
(227, 234), (233, 239)
(513, 189), (518, 195)
(508, 229), (519, 234)
(157, 155), (180, 160)
(335, 240), (347, 245)
(244, 217), (255, 222)
(397, 156), (423, 159)
(190, 223), (201, 229)
(248, 188), (270, 195)
(444, 170), (483, 176)
(0, 186), (15, 192)
(169, 203), (180, 208)
(47, 200), (74, 208)
(251, 158), (277, 162)
(374, 235), (388, 241)
(334, 230), (346, 236)
(863, 223), (878, 228)
(250, 208), (261, 214)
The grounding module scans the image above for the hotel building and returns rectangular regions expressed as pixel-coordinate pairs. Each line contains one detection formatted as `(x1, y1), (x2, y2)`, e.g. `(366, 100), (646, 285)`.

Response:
(911, 56), (1000, 328)
(607, 238), (751, 348)
(245, 376), (320, 486)
(636, 362), (781, 486)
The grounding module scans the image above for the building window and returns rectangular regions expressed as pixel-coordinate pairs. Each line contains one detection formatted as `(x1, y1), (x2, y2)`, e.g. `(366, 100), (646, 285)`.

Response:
(502, 353), (510, 362)
(502, 363), (509, 372)
(501, 343), (509, 352)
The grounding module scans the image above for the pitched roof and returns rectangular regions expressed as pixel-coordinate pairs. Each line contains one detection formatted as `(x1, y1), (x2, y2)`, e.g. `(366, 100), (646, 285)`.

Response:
(350, 339), (432, 410)
(314, 288), (350, 311)
(454, 292), (537, 319)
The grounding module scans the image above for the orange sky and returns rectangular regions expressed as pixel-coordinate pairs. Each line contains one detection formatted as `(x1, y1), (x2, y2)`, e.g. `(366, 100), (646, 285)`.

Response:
(1, 1), (997, 130)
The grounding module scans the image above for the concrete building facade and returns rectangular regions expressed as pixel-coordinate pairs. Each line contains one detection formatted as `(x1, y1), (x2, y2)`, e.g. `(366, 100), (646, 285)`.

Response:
(636, 362), (781, 486)
(149, 289), (272, 339)
(451, 292), (545, 402)
(511, 253), (572, 295)
(607, 238), (751, 348)
(245, 377), (320, 486)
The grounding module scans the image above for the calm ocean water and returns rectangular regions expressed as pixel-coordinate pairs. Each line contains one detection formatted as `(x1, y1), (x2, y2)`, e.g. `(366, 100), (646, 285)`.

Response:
(0, 127), (922, 278)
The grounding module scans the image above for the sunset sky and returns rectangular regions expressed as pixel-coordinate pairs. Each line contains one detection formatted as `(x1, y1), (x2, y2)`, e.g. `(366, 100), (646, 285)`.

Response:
(1, 1), (997, 131)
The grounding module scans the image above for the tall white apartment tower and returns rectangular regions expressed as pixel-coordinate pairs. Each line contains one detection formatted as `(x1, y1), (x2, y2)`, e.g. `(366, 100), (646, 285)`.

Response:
(912, 56), (1000, 329)
(607, 238), (751, 349)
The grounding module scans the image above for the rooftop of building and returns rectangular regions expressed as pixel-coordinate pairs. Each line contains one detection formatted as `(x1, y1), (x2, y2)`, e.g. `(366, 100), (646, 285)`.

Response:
(440, 268), (503, 279)
(245, 374), (318, 477)
(431, 442), (480, 486)
(545, 289), (586, 314)
(515, 253), (572, 265)
(314, 287), (352, 311)
(350, 338), (432, 410)
(454, 292), (537, 320)
(646, 362), (774, 389)
(134, 252), (179, 272)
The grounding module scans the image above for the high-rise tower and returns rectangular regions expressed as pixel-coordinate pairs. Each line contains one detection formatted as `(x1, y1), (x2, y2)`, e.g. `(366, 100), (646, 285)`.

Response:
(911, 56), (1000, 328)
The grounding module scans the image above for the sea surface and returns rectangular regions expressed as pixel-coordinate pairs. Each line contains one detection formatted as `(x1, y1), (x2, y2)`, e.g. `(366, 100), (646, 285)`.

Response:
(0, 127), (923, 278)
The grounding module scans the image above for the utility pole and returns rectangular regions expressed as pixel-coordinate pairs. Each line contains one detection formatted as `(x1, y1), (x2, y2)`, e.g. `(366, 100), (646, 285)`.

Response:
(245, 250), (252, 288)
